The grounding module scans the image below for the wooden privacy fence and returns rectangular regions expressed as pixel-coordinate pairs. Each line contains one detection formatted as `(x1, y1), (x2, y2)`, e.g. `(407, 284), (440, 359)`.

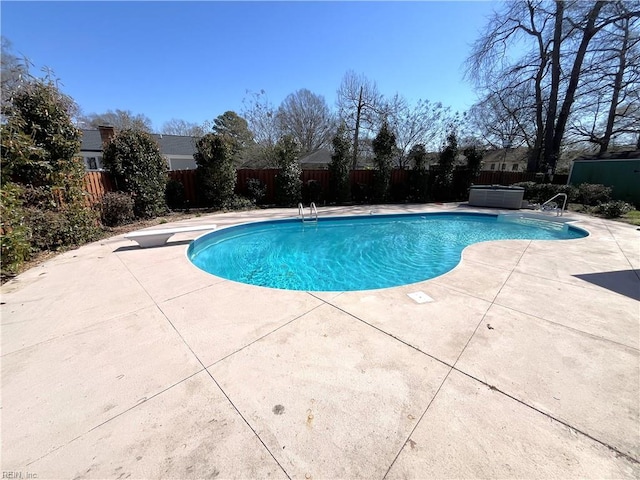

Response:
(82, 169), (568, 206)
(83, 171), (115, 205)
(236, 169), (279, 204)
(168, 169), (198, 205)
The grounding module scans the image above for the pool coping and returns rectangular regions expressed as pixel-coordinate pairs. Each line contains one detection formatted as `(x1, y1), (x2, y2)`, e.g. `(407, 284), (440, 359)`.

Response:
(186, 210), (590, 292)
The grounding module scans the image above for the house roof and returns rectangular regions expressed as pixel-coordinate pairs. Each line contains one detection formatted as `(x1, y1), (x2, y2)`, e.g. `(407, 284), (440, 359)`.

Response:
(80, 129), (198, 156)
(481, 147), (529, 164)
(155, 134), (198, 156)
(79, 130), (103, 152)
(299, 148), (332, 168)
(575, 149), (640, 161)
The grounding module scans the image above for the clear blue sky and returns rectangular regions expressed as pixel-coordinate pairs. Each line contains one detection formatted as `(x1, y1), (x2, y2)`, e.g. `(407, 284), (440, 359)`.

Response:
(2, 1), (499, 131)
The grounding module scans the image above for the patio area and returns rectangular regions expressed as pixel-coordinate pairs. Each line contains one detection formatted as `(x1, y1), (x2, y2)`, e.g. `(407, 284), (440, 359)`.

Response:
(1, 203), (638, 479)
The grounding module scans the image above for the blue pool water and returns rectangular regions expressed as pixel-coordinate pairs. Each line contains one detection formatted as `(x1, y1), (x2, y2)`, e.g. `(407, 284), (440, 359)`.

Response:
(188, 212), (588, 291)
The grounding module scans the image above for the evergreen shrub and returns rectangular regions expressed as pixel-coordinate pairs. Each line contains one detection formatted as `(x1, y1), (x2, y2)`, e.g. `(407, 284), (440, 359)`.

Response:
(165, 179), (186, 210)
(194, 134), (237, 209)
(100, 192), (135, 227)
(0, 183), (31, 275)
(595, 201), (632, 218)
(246, 178), (266, 204)
(102, 129), (168, 218)
(274, 135), (302, 206)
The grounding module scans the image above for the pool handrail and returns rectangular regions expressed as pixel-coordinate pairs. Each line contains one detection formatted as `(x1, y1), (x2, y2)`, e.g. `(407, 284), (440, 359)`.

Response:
(541, 193), (568, 216)
(298, 202), (318, 222)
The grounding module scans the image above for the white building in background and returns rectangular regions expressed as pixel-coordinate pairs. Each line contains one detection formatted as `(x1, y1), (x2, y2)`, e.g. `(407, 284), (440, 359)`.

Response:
(79, 126), (199, 171)
(480, 147), (529, 172)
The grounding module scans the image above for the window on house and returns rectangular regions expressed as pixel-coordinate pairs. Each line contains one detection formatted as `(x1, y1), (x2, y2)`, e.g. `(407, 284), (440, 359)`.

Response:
(490, 163), (496, 170)
(512, 164), (519, 171)
(501, 163), (507, 171)
(87, 157), (98, 170)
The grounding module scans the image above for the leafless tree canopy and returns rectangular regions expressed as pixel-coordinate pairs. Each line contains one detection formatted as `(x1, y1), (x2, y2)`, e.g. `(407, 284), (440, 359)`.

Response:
(466, 84), (538, 150)
(161, 118), (205, 137)
(77, 109), (154, 132)
(466, 0), (640, 171)
(336, 70), (386, 168)
(336, 70), (385, 136)
(276, 89), (335, 155)
(569, 7), (640, 153)
(1, 36), (30, 110)
(241, 89), (280, 148)
(384, 94), (452, 167)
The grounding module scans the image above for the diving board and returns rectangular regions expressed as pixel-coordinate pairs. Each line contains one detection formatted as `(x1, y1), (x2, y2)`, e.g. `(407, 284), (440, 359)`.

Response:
(124, 224), (216, 248)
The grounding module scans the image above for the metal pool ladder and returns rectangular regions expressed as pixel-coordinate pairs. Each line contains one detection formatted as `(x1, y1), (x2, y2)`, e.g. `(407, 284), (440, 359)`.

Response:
(298, 202), (318, 222)
(541, 193), (568, 216)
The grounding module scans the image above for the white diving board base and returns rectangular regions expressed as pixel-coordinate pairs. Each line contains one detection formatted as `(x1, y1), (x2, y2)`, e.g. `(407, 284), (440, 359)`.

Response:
(124, 224), (217, 248)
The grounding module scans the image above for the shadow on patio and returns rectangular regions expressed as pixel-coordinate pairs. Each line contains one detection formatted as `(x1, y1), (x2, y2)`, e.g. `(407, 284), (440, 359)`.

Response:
(573, 269), (640, 301)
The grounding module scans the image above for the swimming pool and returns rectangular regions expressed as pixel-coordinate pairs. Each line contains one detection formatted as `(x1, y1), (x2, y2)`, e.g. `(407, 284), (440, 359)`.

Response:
(187, 212), (588, 291)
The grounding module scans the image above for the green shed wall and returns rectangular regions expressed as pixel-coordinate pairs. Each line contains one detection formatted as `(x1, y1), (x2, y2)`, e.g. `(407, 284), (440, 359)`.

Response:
(569, 159), (640, 206)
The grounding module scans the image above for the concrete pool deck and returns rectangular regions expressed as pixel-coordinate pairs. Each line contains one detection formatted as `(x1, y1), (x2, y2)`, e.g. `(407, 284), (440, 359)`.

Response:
(1, 203), (638, 479)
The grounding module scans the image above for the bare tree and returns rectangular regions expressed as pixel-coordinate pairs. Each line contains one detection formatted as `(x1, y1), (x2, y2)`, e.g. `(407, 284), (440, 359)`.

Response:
(161, 118), (204, 137)
(569, 7), (640, 152)
(336, 70), (385, 169)
(467, 0), (640, 171)
(466, 0), (555, 171)
(384, 94), (451, 168)
(77, 109), (153, 132)
(467, 85), (537, 150)
(599, 15), (639, 152)
(276, 89), (334, 155)
(1, 37), (30, 111)
(241, 89), (279, 147)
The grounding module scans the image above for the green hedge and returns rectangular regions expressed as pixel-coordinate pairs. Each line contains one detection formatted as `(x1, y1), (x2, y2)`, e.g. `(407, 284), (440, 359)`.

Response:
(513, 182), (611, 206)
(100, 192), (135, 227)
(194, 134), (237, 209)
(594, 201), (633, 218)
(102, 129), (168, 218)
(0, 183), (31, 275)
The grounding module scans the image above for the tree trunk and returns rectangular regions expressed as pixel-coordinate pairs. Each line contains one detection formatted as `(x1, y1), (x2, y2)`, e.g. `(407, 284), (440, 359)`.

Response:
(527, 0), (549, 173)
(527, 58), (547, 172)
(547, 2), (606, 170)
(529, 65), (545, 173)
(351, 86), (363, 170)
(542, 0), (564, 171)
(600, 16), (630, 155)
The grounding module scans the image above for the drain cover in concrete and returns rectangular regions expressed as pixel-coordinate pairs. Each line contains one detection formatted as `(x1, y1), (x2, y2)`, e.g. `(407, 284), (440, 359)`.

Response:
(407, 291), (434, 304)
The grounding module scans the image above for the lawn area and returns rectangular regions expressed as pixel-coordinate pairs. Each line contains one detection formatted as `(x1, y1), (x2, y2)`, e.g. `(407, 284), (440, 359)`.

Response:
(621, 210), (640, 226)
